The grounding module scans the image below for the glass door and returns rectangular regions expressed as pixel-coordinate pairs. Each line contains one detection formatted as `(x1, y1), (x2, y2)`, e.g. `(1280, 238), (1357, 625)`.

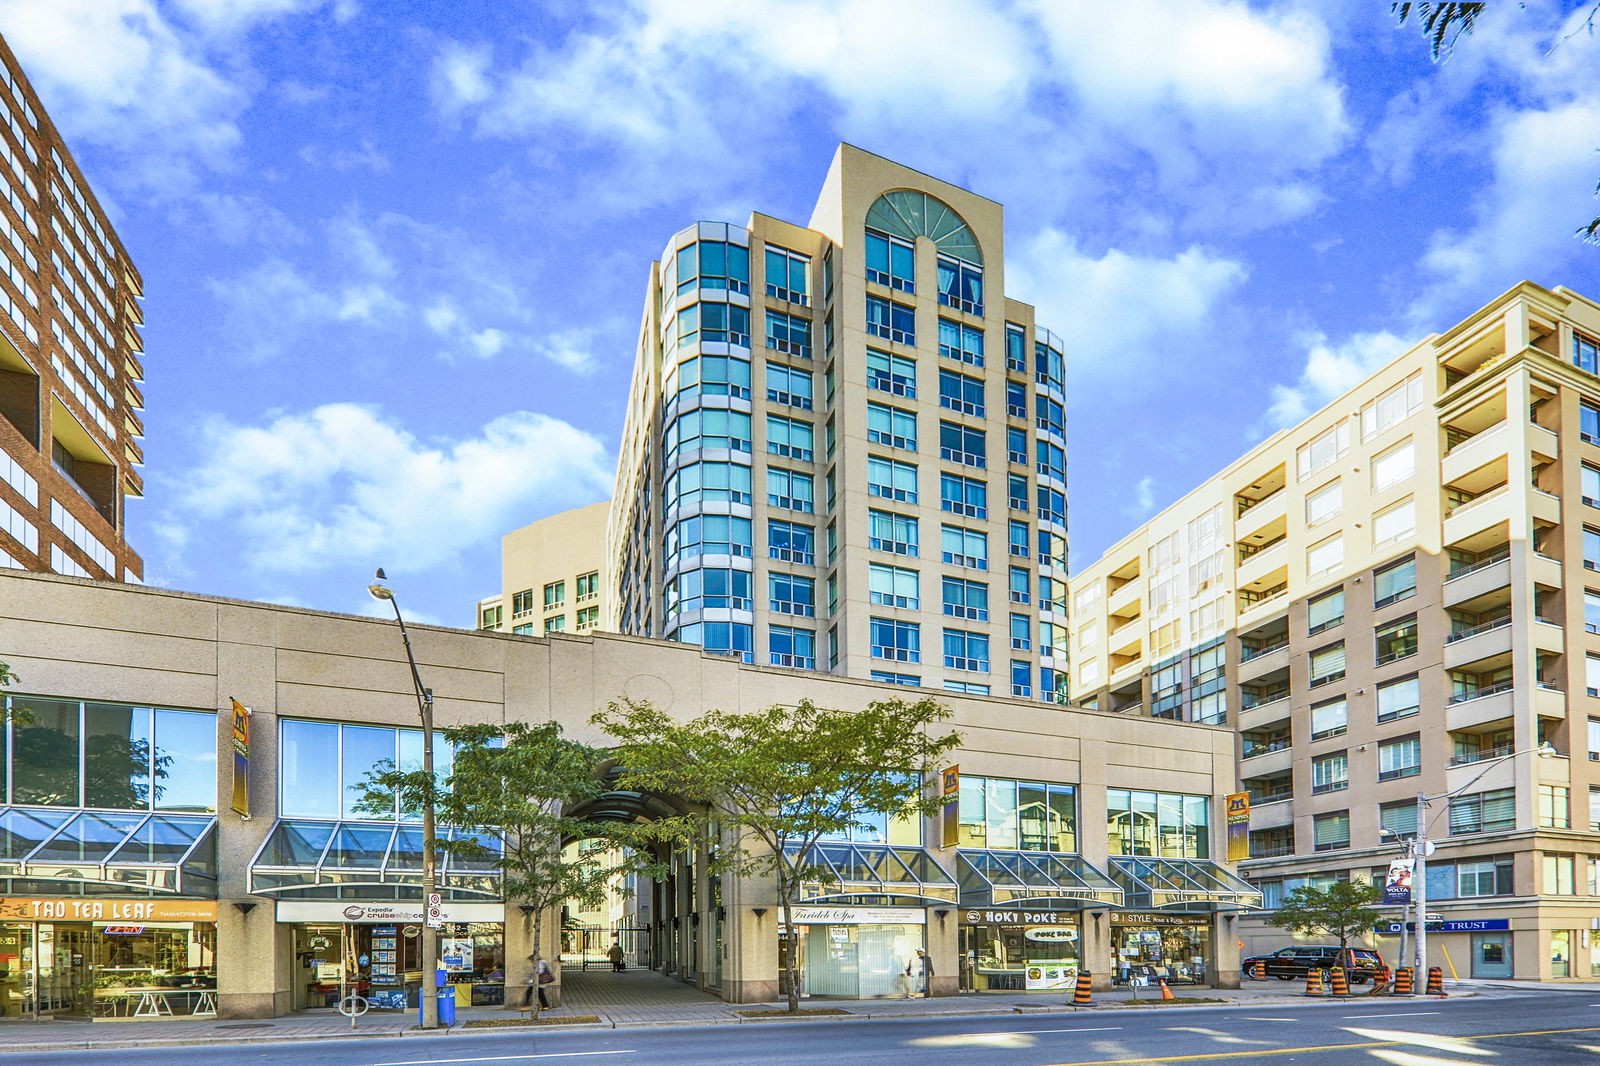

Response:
(1470, 933), (1512, 978)
(0, 924), (30, 1018)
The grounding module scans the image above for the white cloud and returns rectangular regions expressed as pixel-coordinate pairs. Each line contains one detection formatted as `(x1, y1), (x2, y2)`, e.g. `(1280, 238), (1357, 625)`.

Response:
(1134, 476), (1156, 513)
(1406, 100), (1600, 328)
(170, 404), (614, 576)
(299, 138), (391, 172)
(171, 0), (357, 33)
(1007, 229), (1247, 373)
(1266, 330), (1410, 428)
(436, 0), (1347, 222)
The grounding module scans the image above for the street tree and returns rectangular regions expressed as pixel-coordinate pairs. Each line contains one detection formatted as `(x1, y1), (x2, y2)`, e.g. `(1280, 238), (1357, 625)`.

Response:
(1394, 2), (1600, 241)
(1266, 879), (1383, 950)
(591, 696), (962, 1014)
(356, 720), (635, 1019)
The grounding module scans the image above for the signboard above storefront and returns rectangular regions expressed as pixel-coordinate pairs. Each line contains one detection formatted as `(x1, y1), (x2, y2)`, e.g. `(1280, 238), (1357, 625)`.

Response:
(785, 906), (926, 926)
(961, 908), (1078, 927)
(1109, 912), (1205, 927)
(275, 901), (503, 924)
(1379, 918), (1510, 934)
(0, 898), (219, 923)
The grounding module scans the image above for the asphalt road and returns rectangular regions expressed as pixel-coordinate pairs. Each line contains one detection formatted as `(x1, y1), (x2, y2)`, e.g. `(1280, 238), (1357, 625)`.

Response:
(5, 992), (1598, 1065)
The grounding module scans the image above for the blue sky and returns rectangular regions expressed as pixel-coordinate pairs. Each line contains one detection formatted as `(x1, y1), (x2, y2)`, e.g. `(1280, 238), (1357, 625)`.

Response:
(4, 0), (1599, 625)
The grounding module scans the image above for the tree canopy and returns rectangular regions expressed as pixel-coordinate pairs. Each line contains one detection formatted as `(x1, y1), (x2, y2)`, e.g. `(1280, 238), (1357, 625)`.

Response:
(1266, 880), (1383, 949)
(592, 696), (961, 1012)
(355, 720), (638, 1017)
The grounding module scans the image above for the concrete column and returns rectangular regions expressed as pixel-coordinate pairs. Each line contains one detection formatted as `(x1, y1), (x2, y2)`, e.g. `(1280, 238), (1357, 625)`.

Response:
(927, 907), (957, 997)
(504, 904), (562, 1008)
(1214, 914), (1242, 989)
(1082, 911), (1113, 992)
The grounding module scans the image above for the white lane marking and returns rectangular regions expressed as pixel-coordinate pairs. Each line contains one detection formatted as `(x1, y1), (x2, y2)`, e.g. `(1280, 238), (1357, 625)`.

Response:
(1240, 1017), (1299, 1022)
(1342, 1012), (1439, 1019)
(1011, 1027), (1122, 1033)
(374, 1052), (633, 1065)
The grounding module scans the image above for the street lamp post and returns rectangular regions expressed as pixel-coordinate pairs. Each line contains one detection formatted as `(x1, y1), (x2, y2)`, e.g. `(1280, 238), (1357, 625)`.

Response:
(1389, 741), (1555, 996)
(368, 569), (441, 1030)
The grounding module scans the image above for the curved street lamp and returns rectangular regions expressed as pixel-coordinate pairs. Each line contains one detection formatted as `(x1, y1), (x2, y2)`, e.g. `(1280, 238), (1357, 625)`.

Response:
(368, 568), (441, 1029)
(1380, 741), (1557, 995)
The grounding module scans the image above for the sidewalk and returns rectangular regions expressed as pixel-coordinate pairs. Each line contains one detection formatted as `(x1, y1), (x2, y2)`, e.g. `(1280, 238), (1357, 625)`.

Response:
(0, 970), (1503, 1055)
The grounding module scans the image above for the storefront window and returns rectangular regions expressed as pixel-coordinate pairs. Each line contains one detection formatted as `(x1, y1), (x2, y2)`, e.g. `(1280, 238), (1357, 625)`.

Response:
(1107, 789), (1209, 858)
(1552, 930), (1572, 978)
(789, 910), (923, 998)
(280, 720), (455, 821)
(958, 775), (1076, 851)
(1110, 914), (1210, 985)
(1, 696), (217, 812)
(961, 916), (1081, 991)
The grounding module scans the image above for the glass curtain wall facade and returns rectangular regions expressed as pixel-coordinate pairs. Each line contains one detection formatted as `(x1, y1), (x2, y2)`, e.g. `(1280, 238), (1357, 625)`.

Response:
(607, 145), (1068, 701)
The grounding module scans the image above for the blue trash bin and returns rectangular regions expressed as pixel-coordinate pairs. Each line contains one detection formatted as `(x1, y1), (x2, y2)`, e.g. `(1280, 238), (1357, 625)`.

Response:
(418, 971), (455, 1027)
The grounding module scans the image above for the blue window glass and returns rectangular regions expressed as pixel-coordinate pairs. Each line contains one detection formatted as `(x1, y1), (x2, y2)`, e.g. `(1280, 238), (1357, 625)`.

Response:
(941, 525), (988, 569)
(677, 301), (751, 348)
(938, 369), (984, 417)
(1037, 440), (1066, 482)
(769, 573), (816, 617)
(665, 461), (752, 508)
(1584, 401), (1600, 443)
(937, 255), (983, 315)
(937, 319), (984, 365)
(867, 402), (917, 450)
(765, 310), (811, 357)
(867, 348), (916, 397)
(1005, 381), (1026, 418)
(1009, 520), (1029, 558)
(1010, 612), (1031, 651)
(1577, 332), (1599, 375)
(767, 468), (814, 512)
(1035, 340), (1065, 393)
(768, 519), (814, 564)
(673, 354), (751, 401)
(1038, 486), (1066, 527)
(764, 245), (809, 303)
(939, 421), (986, 468)
(667, 513), (753, 562)
(868, 456), (918, 503)
(943, 629), (990, 672)
(766, 415), (813, 461)
(1009, 565), (1030, 603)
(871, 671), (920, 686)
(1005, 324), (1026, 372)
(869, 509), (918, 556)
(870, 617), (921, 663)
(866, 296), (915, 345)
(766, 363), (813, 408)
(667, 408), (752, 458)
(940, 472), (986, 519)
(1008, 474), (1028, 511)
(1007, 426), (1027, 465)
(666, 567), (753, 614)
(676, 240), (750, 296)
(942, 577), (989, 621)
(769, 624), (816, 669)
(673, 621), (754, 663)
(865, 229), (916, 291)
(1036, 395), (1065, 437)
(1011, 661), (1032, 697)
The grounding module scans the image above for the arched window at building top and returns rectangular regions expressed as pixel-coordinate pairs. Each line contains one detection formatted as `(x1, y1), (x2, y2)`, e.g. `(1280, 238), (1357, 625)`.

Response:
(865, 190), (983, 265)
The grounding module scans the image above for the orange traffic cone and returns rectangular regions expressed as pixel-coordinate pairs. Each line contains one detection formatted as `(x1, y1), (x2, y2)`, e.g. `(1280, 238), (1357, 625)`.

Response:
(1426, 966), (1446, 997)
(1394, 966), (1414, 995)
(1070, 970), (1093, 1006)
(1158, 977), (1175, 1001)
(1328, 966), (1350, 998)
(1303, 968), (1325, 996)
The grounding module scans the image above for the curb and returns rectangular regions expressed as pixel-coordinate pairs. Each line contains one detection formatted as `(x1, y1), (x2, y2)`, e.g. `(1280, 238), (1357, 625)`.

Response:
(0, 989), (1492, 1053)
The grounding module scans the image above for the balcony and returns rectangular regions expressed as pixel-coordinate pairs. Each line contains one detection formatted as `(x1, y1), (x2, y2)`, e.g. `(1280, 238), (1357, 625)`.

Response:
(1238, 585), (1290, 626)
(1531, 552), (1563, 590)
(1443, 549), (1510, 606)
(1247, 797), (1294, 829)
(1444, 751), (1516, 795)
(1238, 641), (1289, 681)
(1235, 487), (1287, 541)
(1238, 699), (1292, 734)
(1532, 487), (1561, 525)
(1445, 682), (1515, 730)
(1534, 683), (1566, 719)
(1444, 617), (1514, 669)
(1240, 744), (1292, 778)
(1441, 419), (1509, 485)
(1533, 617), (1565, 656)
(1443, 484), (1512, 544)
(1237, 538), (1288, 587)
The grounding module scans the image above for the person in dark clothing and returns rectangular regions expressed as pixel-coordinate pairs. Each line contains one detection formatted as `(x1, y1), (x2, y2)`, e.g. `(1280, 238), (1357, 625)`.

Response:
(519, 954), (551, 1009)
(607, 940), (625, 972)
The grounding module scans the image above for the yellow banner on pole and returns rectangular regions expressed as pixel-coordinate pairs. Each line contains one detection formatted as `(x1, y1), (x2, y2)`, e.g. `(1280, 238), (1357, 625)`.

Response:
(940, 765), (960, 848)
(1225, 792), (1250, 862)
(230, 698), (252, 819)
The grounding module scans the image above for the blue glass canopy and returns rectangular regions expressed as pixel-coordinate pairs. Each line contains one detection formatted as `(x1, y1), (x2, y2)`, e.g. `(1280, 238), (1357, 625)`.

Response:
(0, 806), (216, 895)
(1107, 857), (1263, 910)
(248, 819), (502, 900)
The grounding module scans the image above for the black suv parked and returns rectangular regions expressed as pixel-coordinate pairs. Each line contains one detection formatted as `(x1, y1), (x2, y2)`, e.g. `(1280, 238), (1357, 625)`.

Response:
(1242, 946), (1385, 984)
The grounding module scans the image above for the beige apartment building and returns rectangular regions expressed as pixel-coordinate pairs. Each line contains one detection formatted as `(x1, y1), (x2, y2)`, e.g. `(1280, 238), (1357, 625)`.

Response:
(608, 144), (1071, 704)
(0, 567), (1250, 1018)
(0, 36), (146, 582)
(476, 499), (609, 636)
(1069, 281), (1600, 981)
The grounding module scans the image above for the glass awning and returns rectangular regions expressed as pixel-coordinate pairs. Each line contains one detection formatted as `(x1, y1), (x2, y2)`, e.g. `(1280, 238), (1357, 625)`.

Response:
(957, 849), (1124, 908)
(0, 806), (216, 895)
(248, 819), (503, 899)
(786, 842), (958, 904)
(1108, 857), (1264, 910)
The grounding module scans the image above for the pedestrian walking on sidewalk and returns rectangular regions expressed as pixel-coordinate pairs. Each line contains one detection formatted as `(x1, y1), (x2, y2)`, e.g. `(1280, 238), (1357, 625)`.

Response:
(906, 949), (934, 998)
(519, 954), (552, 1010)
(607, 939), (626, 972)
